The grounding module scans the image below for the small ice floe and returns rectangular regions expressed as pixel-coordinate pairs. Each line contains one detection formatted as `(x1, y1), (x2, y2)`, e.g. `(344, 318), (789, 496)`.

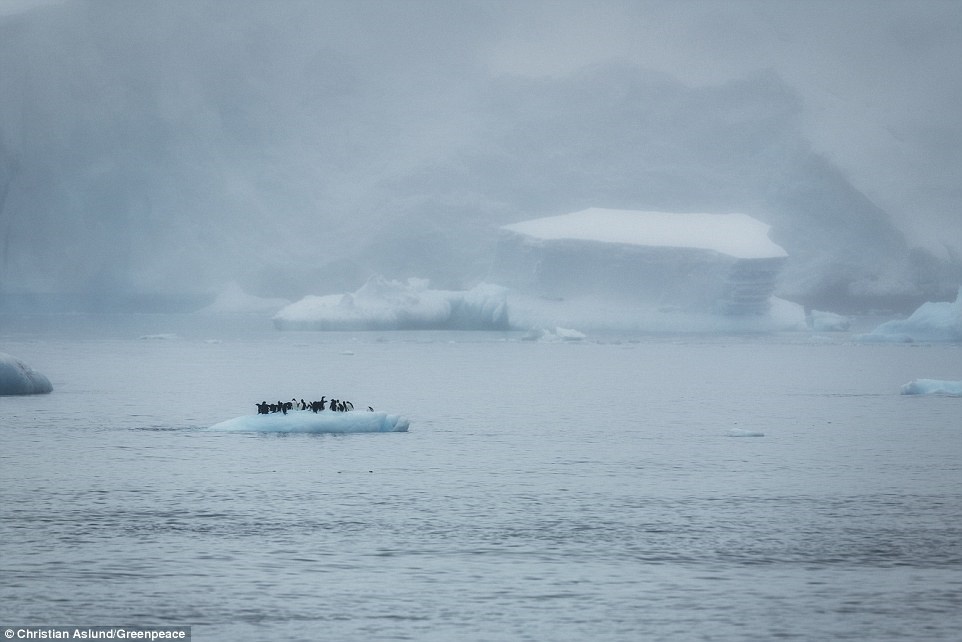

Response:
(208, 411), (410, 433)
(139, 333), (179, 340)
(521, 327), (586, 342)
(900, 379), (962, 397)
(725, 428), (765, 437)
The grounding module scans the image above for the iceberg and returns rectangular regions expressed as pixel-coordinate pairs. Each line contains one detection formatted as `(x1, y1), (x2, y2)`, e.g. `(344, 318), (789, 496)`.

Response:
(900, 379), (962, 396)
(858, 287), (962, 343)
(0, 352), (53, 395)
(273, 275), (509, 331)
(208, 411), (410, 433)
(494, 208), (788, 316)
(271, 208), (810, 334)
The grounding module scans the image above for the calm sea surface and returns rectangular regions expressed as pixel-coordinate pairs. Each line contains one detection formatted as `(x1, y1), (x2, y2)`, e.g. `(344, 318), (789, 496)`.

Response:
(2, 315), (960, 641)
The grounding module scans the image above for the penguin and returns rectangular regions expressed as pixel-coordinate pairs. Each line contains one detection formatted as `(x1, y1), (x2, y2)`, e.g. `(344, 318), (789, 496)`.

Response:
(367, 406), (374, 412)
(345, 401), (354, 411)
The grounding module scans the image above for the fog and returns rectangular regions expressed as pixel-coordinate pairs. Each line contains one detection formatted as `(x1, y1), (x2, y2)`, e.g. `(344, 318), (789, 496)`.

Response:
(1, 0), (960, 312)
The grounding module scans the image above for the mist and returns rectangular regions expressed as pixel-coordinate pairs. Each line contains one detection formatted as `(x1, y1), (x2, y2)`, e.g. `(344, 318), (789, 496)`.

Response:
(2, 0), (960, 312)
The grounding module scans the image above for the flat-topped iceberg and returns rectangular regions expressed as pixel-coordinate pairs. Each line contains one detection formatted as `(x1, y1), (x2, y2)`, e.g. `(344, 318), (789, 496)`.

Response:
(0, 352), (53, 395)
(208, 411), (410, 433)
(273, 275), (509, 331)
(494, 208), (788, 317)
(858, 287), (962, 343)
(900, 379), (962, 396)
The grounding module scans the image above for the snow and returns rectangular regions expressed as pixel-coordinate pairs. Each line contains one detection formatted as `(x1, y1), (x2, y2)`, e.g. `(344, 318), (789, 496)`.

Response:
(900, 379), (962, 397)
(207, 411), (410, 433)
(502, 208), (788, 260)
(858, 287), (962, 342)
(0, 351), (53, 395)
(198, 282), (290, 314)
(273, 275), (509, 331)
(494, 208), (789, 319)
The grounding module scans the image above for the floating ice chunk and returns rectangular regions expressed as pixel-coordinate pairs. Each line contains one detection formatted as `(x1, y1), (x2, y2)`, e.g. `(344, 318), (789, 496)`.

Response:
(522, 327), (586, 342)
(273, 275), (509, 331)
(0, 352), (53, 395)
(858, 287), (962, 343)
(808, 309), (851, 332)
(725, 428), (765, 437)
(208, 411), (410, 433)
(198, 282), (290, 314)
(139, 333), (179, 340)
(900, 379), (962, 396)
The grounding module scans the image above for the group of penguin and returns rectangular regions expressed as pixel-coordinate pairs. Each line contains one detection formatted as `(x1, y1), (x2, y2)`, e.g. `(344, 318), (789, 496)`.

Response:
(256, 397), (372, 415)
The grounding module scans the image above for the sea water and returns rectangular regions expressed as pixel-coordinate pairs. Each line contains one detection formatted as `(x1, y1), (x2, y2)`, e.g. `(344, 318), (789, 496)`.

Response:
(1, 315), (960, 641)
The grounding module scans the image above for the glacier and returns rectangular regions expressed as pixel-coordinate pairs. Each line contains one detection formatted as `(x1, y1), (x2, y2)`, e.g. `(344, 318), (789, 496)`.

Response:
(0, 352), (53, 395)
(208, 411), (410, 434)
(858, 287), (962, 343)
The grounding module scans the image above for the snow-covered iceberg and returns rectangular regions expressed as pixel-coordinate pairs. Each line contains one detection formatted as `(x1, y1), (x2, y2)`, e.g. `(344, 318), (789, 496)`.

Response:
(0, 352), (53, 395)
(271, 207), (810, 333)
(494, 208), (788, 317)
(858, 287), (962, 343)
(273, 275), (509, 331)
(900, 379), (962, 396)
(208, 411), (410, 433)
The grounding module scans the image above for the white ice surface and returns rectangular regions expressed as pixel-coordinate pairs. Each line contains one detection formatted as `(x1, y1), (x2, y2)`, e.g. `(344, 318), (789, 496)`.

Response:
(273, 276), (508, 331)
(900, 379), (962, 396)
(208, 411), (410, 433)
(0, 351), (53, 395)
(858, 287), (962, 342)
(502, 208), (788, 259)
